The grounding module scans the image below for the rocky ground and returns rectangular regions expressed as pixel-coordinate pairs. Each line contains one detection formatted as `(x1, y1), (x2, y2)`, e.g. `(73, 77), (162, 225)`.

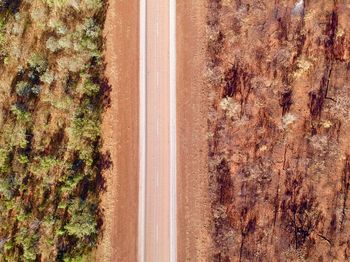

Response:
(207, 0), (350, 260)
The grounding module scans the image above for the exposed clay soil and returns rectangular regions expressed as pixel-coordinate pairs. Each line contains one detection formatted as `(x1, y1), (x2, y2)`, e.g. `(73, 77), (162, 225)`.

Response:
(207, 0), (350, 261)
(97, 0), (139, 261)
(177, 0), (213, 261)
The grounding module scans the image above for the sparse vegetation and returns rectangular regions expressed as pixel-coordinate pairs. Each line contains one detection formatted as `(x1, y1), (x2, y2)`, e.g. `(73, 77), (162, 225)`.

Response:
(207, 0), (350, 261)
(0, 0), (107, 260)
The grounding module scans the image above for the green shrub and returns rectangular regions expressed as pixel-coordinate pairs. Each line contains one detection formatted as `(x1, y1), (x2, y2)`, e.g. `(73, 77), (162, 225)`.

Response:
(0, 17), (6, 46)
(15, 228), (39, 261)
(47, 35), (74, 52)
(14, 126), (28, 149)
(0, 149), (9, 173)
(10, 104), (31, 122)
(64, 199), (97, 239)
(4, 240), (14, 251)
(16, 212), (28, 222)
(57, 56), (86, 73)
(79, 145), (94, 167)
(28, 53), (48, 73)
(43, 0), (68, 8)
(46, 37), (60, 52)
(82, 18), (100, 40)
(0, 177), (12, 199)
(70, 115), (100, 141)
(30, 7), (47, 28)
(61, 173), (84, 193)
(58, 35), (72, 49)
(81, 80), (100, 96)
(40, 70), (55, 85)
(30, 156), (59, 176)
(42, 94), (73, 110)
(63, 254), (90, 262)
(86, 0), (102, 11)
(18, 154), (29, 164)
(15, 81), (39, 97)
(48, 18), (67, 35)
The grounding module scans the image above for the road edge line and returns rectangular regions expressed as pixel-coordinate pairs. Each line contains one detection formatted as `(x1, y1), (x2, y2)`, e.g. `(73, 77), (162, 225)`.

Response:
(169, 0), (177, 261)
(138, 0), (146, 260)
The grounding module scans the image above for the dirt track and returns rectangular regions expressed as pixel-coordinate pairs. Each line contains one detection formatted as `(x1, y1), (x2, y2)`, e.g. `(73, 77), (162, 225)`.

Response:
(98, 0), (139, 261)
(177, 0), (212, 261)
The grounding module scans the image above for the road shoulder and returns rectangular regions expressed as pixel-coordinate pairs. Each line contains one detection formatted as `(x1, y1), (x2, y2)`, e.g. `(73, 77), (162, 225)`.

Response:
(97, 0), (139, 261)
(177, 1), (212, 260)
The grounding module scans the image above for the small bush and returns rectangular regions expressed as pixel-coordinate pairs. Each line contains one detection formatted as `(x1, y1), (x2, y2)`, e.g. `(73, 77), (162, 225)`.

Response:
(78, 145), (94, 166)
(29, 156), (59, 176)
(15, 81), (40, 97)
(63, 254), (90, 262)
(28, 53), (48, 73)
(58, 35), (72, 49)
(57, 56), (86, 73)
(70, 116), (100, 141)
(15, 230), (38, 261)
(30, 7), (47, 27)
(61, 173), (84, 193)
(85, 0), (102, 11)
(13, 126), (28, 148)
(40, 70), (55, 85)
(0, 17), (6, 46)
(10, 104), (31, 122)
(18, 154), (29, 164)
(0, 177), (12, 199)
(81, 80), (100, 96)
(46, 37), (60, 52)
(42, 94), (73, 110)
(0, 149), (9, 173)
(43, 0), (68, 8)
(48, 18), (67, 35)
(82, 18), (100, 40)
(64, 199), (97, 239)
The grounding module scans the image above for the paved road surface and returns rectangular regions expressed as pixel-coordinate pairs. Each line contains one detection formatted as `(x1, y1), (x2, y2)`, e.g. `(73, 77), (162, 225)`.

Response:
(138, 0), (176, 261)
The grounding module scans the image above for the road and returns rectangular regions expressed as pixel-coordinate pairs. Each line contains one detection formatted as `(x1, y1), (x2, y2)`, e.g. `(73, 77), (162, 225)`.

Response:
(138, 0), (176, 261)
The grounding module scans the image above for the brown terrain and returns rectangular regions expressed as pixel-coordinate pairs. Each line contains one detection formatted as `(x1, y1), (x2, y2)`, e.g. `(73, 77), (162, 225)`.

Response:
(177, 0), (213, 261)
(207, 0), (350, 261)
(97, 0), (139, 261)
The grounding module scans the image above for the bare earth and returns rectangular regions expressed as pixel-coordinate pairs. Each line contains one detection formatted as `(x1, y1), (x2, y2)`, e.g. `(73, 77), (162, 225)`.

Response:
(97, 0), (139, 261)
(177, 0), (212, 261)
